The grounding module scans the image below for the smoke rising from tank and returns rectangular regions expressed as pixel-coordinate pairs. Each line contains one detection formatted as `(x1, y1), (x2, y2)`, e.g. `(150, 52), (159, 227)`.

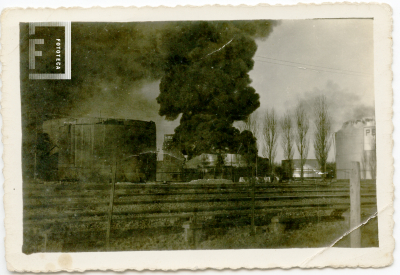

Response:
(295, 81), (375, 131)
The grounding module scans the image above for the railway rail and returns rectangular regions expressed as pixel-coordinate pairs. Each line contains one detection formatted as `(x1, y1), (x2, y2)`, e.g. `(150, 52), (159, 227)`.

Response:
(23, 179), (377, 253)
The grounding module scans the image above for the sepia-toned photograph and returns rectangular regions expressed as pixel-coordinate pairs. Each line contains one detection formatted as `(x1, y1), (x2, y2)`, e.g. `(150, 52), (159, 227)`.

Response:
(20, 18), (378, 253)
(2, 4), (393, 271)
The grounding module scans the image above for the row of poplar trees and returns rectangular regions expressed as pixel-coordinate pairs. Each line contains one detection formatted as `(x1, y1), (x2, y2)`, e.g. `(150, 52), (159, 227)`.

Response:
(239, 95), (332, 181)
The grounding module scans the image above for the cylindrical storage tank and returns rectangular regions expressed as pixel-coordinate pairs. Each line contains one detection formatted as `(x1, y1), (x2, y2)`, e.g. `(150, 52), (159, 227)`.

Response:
(42, 118), (157, 182)
(335, 118), (376, 180)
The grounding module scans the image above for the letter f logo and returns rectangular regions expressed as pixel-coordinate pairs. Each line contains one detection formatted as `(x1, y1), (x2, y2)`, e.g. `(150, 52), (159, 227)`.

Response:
(29, 22), (71, 79)
(29, 39), (44, 69)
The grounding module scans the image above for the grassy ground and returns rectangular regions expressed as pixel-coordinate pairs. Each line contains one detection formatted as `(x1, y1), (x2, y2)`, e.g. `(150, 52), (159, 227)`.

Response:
(104, 214), (378, 251)
(28, 209), (378, 253)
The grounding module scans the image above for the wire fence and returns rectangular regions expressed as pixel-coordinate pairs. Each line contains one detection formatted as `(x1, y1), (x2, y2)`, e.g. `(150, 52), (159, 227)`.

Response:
(23, 178), (377, 253)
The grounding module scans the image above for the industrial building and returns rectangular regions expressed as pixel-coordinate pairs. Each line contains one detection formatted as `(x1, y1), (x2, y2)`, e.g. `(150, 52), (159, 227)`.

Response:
(156, 135), (185, 182)
(40, 117), (157, 182)
(183, 153), (269, 182)
(335, 118), (376, 180)
(184, 153), (248, 181)
(281, 159), (322, 179)
(185, 153), (248, 169)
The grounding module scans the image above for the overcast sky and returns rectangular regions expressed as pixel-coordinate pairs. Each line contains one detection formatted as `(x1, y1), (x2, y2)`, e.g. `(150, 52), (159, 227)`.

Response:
(249, 19), (374, 161)
(252, 19), (374, 114)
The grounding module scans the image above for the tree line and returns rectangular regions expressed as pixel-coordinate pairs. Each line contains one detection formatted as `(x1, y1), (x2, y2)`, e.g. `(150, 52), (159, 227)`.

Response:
(238, 95), (332, 181)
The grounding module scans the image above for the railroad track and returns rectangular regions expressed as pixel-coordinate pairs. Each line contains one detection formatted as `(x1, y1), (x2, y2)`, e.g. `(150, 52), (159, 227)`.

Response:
(23, 180), (377, 253)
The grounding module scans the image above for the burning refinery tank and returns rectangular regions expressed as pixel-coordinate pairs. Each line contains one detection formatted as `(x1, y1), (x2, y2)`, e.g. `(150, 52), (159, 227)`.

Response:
(41, 117), (156, 182)
(335, 118), (376, 180)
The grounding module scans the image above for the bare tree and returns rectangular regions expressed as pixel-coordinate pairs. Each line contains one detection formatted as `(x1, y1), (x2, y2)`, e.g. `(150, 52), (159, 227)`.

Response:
(313, 95), (332, 179)
(237, 113), (259, 135)
(262, 108), (279, 173)
(247, 114), (261, 175)
(294, 104), (310, 182)
(237, 113), (262, 176)
(280, 111), (295, 179)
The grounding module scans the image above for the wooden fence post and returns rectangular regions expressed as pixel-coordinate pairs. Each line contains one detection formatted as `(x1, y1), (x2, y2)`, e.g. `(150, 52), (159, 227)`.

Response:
(250, 178), (255, 236)
(44, 233), (47, 252)
(350, 161), (361, 248)
(106, 160), (117, 251)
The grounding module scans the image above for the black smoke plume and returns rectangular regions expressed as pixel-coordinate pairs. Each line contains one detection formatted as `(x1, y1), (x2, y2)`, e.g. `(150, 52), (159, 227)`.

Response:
(156, 21), (276, 158)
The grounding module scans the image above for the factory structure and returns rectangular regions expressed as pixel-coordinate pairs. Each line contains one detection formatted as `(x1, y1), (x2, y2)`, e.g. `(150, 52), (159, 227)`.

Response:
(335, 118), (376, 180)
(184, 153), (252, 181)
(156, 134), (185, 182)
(38, 118), (157, 182)
(34, 116), (376, 183)
(279, 117), (376, 181)
(35, 119), (255, 183)
(281, 159), (322, 179)
(157, 134), (266, 182)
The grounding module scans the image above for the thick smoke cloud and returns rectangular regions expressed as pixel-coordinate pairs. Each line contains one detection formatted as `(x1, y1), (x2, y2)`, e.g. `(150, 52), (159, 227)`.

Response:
(21, 21), (277, 160)
(21, 22), (168, 122)
(156, 21), (277, 157)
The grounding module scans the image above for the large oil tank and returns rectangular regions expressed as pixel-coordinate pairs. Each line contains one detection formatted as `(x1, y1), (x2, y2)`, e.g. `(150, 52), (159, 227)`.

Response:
(42, 117), (156, 182)
(335, 118), (376, 179)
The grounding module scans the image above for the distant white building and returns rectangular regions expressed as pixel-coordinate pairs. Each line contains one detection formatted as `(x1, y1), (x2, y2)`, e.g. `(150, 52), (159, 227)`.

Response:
(281, 159), (322, 179)
(184, 153), (248, 169)
(283, 159), (322, 178)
